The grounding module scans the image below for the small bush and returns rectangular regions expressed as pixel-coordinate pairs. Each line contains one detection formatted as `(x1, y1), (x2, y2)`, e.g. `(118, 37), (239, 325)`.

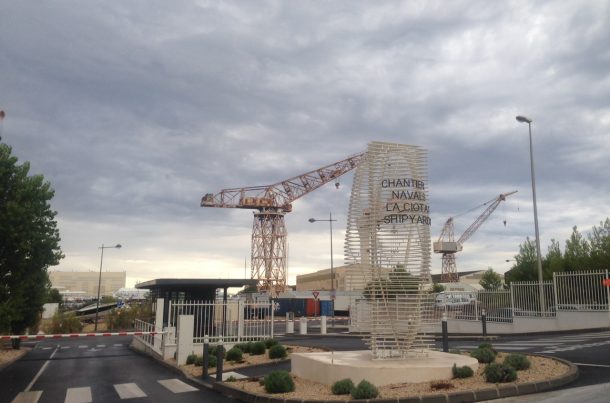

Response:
(235, 343), (250, 354)
(430, 381), (454, 390)
(207, 354), (217, 368)
(186, 353), (198, 365)
(226, 347), (243, 362)
(194, 355), (204, 367)
(226, 375), (237, 382)
(484, 363), (517, 383)
(268, 344), (287, 359)
(208, 345), (218, 357)
(452, 363), (474, 379)
(250, 341), (266, 355)
(331, 379), (354, 395)
(470, 347), (496, 363)
(351, 380), (378, 399)
(264, 338), (279, 348)
(478, 343), (498, 355)
(504, 353), (531, 371)
(264, 371), (295, 393)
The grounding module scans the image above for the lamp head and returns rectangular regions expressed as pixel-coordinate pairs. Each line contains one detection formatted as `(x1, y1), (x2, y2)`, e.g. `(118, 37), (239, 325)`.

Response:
(516, 115), (532, 124)
(115, 244), (122, 249)
(308, 218), (316, 223)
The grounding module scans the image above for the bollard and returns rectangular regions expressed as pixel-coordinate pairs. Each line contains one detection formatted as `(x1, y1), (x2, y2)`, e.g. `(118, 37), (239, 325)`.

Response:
(285, 312), (294, 334)
(202, 336), (209, 379)
(442, 312), (449, 353)
(481, 309), (487, 338)
(320, 315), (327, 334)
(215, 342), (224, 382)
(299, 317), (308, 335)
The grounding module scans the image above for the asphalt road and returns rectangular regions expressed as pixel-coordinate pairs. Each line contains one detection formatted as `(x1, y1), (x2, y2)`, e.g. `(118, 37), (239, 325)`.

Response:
(1, 336), (236, 403)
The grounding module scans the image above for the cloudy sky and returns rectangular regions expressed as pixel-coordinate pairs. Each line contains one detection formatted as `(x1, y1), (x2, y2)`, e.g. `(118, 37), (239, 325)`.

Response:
(1, 1), (608, 288)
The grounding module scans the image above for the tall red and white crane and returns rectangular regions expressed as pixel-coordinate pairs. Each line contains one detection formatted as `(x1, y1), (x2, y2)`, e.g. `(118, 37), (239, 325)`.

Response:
(434, 191), (517, 283)
(201, 152), (366, 295)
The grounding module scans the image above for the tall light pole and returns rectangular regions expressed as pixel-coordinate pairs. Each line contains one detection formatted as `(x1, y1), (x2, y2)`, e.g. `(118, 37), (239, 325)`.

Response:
(309, 212), (336, 327)
(516, 115), (545, 313)
(94, 243), (122, 331)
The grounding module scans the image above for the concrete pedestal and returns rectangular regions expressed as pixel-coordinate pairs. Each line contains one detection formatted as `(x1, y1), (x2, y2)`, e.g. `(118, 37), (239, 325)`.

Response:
(291, 350), (478, 387)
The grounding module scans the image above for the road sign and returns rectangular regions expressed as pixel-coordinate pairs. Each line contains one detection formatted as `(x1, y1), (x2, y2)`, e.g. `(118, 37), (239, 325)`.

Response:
(312, 291), (319, 299)
(602, 278), (610, 287)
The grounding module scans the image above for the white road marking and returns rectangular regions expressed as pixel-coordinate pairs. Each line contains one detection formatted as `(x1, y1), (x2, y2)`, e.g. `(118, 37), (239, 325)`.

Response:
(11, 391), (42, 403)
(60, 346), (71, 350)
(41, 347), (52, 350)
(574, 363), (610, 368)
(157, 379), (198, 393)
(114, 383), (147, 399)
(96, 344), (106, 348)
(25, 347), (58, 392)
(64, 387), (92, 403)
(78, 346), (88, 349)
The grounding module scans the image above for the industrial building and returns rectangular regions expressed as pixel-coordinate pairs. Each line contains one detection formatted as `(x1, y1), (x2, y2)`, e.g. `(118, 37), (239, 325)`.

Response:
(49, 271), (126, 298)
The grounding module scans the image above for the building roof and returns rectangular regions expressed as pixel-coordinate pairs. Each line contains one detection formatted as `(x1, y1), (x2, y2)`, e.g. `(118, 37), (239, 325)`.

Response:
(135, 278), (257, 290)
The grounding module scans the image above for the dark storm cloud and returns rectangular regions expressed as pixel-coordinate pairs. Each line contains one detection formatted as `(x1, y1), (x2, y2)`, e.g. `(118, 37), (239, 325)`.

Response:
(0, 0), (608, 283)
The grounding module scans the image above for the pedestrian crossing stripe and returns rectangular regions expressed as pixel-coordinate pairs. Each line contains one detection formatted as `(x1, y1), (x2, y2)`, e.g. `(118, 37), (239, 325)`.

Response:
(114, 383), (147, 399)
(65, 387), (91, 403)
(157, 379), (199, 393)
(11, 379), (198, 402)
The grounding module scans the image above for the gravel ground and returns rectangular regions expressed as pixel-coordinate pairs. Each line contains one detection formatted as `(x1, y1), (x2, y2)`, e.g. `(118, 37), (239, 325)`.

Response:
(225, 352), (570, 401)
(0, 347), (27, 368)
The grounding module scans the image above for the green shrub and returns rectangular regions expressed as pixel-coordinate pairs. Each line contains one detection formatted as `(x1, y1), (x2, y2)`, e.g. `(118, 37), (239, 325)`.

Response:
(194, 355), (204, 367)
(452, 363), (474, 379)
(331, 379), (354, 395)
(478, 343), (498, 355)
(186, 353), (198, 365)
(226, 347), (243, 362)
(207, 354), (217, 368)
(250, 341), (266, 355)
(268, 344), (287, 359)
(264, 371), (295, 393)
(504, 353), (531, 371)
(226, 375), (237, 382)
(235, 343), (250, 354)
(350, 380), (378, 399)
(208, 345), (218, 357)
(264, 338), (279, 348)
(470, 347), (496, 363)
(484, 363), (517, 383)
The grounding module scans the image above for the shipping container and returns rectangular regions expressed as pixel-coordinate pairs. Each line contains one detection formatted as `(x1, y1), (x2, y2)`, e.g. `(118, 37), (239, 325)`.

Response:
(320, 300), (334, 317)
(305, 298), (320, 317)
(275, 298), (306, 317)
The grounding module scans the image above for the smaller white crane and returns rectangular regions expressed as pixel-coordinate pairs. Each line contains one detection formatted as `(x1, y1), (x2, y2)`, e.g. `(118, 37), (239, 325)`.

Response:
(434, 191), (517, 282)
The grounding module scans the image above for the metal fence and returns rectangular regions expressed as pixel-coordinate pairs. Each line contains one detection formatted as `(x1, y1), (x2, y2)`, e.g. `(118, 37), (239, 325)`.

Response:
(351, 271), (610, 327)
(167, 299), (273, 344)
(554, 270), (609, 311)
(134, 319), (163, 354)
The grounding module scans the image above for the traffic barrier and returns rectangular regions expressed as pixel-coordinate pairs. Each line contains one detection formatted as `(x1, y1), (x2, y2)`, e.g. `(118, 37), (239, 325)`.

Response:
(0, 331), (164, 340)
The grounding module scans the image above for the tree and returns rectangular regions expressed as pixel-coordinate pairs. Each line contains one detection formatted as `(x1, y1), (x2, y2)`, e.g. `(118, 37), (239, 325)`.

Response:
(504, 237), (540, 284)
(430, 283), (445, 293)
(589, 218), (610, 270)
(479, 268), (503, 290)
(544, 239), (564, 274)
(564, 226), (591, 270)
(0, 143), (63, 335)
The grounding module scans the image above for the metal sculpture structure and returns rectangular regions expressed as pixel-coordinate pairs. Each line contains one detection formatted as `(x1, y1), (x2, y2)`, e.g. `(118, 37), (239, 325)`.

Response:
(201, 152), (366, 295)
(434, 191), (517, 283)
(345, 141), (432, 359)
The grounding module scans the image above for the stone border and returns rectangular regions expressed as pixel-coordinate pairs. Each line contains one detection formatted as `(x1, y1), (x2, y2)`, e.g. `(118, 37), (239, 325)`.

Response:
(208, 355), (579, 403)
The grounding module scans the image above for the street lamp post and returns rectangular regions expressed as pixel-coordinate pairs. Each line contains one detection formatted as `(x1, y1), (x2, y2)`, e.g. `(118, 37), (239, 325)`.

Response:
(309, 213), (337, 327)
(516, 115), (545, 313)
(94, 243), (122, 332)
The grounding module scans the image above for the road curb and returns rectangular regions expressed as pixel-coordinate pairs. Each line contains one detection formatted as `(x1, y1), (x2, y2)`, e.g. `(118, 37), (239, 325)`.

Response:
(205, 355), (579, 403)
